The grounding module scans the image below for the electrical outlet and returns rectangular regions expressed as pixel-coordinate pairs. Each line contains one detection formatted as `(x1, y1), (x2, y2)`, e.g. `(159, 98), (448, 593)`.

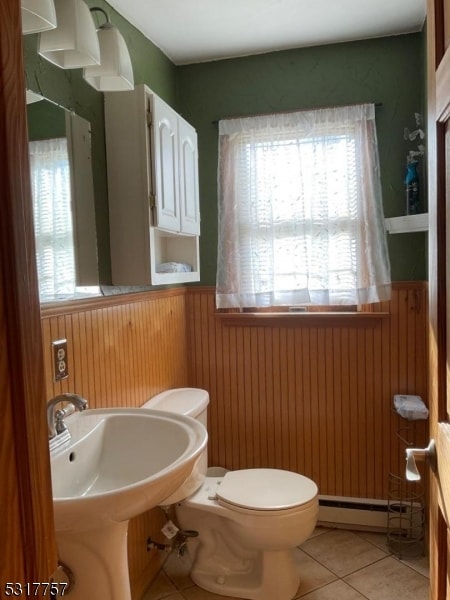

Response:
(52, 339), (68, 381)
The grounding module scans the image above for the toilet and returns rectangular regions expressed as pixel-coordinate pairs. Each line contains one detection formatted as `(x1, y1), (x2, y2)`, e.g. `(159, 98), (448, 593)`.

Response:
(143, 388), (319, 600)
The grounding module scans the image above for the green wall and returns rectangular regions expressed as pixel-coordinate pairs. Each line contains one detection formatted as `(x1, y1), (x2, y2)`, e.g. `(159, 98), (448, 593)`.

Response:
(27, 100), (66, 140)
(25, 13), (427, 286)
(176, 33), (427, 283)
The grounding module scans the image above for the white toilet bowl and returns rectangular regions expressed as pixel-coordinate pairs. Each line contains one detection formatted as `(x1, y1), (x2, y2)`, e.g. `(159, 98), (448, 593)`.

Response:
(177, 468), (318, 600)
(143, 389), (319, 600)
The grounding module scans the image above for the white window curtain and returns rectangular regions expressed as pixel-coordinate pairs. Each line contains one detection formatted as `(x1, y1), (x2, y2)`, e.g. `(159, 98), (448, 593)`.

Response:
(216, 103), (391, 309)
(29, 137), (76, 302)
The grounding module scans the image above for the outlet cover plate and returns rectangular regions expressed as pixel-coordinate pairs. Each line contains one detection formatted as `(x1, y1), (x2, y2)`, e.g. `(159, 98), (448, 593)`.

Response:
(52, 339), (68, 381)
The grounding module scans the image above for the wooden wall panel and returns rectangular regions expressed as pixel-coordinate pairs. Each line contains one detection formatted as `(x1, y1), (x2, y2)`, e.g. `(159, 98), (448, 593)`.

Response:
(186, 283), (429, 500)
(40, 288), (189, 600)
(41, 289), (189, 406)
(39, 282), (428, 598)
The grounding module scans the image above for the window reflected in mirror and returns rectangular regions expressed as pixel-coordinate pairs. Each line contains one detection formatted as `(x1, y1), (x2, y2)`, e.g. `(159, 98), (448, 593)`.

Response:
(27, 94), (100, 302)
(29, 136), (77, 300)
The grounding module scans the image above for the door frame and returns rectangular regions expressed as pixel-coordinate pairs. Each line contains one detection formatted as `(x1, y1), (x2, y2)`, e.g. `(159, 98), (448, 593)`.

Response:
(0, 0), (57, 585)
(427, 0), (450, 597)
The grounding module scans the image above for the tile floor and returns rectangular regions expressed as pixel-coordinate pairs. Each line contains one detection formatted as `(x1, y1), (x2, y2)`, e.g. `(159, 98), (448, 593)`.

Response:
(142, 528), (429, 600)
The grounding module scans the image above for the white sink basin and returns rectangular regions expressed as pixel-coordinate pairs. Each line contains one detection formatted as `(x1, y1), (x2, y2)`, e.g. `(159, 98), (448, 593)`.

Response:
(50, 407), (207, 531)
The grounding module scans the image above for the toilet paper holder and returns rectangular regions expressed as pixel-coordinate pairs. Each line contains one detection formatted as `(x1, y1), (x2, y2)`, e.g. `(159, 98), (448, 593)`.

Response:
(405, 439), (436, 481)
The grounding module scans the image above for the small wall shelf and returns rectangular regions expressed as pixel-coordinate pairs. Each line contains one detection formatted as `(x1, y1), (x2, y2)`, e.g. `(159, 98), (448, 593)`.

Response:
(385, 213), (428, 234)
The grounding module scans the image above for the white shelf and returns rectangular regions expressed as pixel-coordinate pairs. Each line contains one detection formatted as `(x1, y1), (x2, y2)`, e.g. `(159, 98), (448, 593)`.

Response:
(385, 213), (428, 234)
(150, 227), (200, 285)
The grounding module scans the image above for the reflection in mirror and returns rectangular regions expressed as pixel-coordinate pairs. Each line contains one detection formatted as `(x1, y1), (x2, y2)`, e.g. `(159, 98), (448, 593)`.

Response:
(27, 94), (100, 302)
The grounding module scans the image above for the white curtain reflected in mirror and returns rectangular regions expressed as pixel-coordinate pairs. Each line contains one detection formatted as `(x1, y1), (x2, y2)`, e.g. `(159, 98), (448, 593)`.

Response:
(29, 137), (78, 301)
(27, 96), (100, 302)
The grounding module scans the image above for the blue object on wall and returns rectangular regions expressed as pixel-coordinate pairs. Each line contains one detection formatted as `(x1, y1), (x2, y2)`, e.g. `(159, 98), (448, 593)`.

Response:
(405, 160), (420, 215)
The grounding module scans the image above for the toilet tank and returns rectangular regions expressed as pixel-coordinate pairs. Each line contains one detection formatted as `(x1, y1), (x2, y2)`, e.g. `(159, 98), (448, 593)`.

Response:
(142, 387), (209, 429)
(142, 388), (210, 506)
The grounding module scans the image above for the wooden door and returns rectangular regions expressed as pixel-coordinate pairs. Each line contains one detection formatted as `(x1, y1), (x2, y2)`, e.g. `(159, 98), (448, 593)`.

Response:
(428, 0), (450, 597)
(0, 0), (57, 589)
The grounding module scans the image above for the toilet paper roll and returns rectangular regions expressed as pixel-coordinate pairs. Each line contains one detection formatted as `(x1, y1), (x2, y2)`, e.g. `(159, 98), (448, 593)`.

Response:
(393, 394), (429, 420)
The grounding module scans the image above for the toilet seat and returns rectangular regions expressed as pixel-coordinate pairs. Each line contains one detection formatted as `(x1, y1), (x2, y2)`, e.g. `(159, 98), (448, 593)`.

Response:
(216, 469), (318, 512)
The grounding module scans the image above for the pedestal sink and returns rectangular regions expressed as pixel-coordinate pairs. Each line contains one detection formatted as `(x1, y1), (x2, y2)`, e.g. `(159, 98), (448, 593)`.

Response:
(49, 407), (207, 599)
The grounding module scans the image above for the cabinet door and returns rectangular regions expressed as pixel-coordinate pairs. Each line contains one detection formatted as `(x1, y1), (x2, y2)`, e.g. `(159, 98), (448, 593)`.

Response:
(152, 96), (180, 232)
(179, 117), (200, 235)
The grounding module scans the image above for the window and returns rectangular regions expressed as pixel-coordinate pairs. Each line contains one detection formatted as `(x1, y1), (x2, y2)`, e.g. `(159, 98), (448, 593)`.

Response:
(29, 137), (77, 301)
(216, 104), (391, 309)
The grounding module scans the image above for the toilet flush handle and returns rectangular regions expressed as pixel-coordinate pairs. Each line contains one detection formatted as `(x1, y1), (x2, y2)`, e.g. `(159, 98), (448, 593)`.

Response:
(405, 439), (436, 481)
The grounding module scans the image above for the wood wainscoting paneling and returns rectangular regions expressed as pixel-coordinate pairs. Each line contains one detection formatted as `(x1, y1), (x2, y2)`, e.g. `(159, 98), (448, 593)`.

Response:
(40, 282), (428, 598)
(40, 288), (190, 600)
(40, 288), (189, 406)
(186, 283), (429, 500)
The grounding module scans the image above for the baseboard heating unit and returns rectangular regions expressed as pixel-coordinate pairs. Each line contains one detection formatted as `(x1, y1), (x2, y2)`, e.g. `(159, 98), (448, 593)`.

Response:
(318, 496), (390, 532)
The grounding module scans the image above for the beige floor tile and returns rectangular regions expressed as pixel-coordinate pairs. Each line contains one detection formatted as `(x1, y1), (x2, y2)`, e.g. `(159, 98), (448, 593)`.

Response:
(357, 529), (429, 577)
(344, 556), (429, 600)
(294, 548), (338, 597)
(144, 595), (184, 600)
(356, 530), (391, 553)
(301, 529), (387, 577)
(163, 551), (195, 590)
(307, 526), (331, 539)
(144, 528), (428, 600)
(399, 554), (429, 578)
(302, 529), (386, 577)
(182, 585), (239, 600)
(142, 571), (179, 599)
(297, 579), (367, 599)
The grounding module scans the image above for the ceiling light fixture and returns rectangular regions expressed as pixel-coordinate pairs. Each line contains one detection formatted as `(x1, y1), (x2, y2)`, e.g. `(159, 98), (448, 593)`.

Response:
(38, 0), (100, 69)
(83, 7), (134, 92)
(21, 0), (57, 34)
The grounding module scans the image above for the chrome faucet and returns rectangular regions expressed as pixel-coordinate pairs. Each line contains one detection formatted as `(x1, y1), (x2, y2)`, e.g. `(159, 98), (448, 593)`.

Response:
(47, 393), (89, 445)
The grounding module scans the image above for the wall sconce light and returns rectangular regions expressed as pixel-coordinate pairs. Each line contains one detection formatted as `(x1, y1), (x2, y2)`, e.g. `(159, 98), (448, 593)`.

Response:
(83, 7), (134, 92)
(21, 0), (57, 34)
(38, 0), (100, 68)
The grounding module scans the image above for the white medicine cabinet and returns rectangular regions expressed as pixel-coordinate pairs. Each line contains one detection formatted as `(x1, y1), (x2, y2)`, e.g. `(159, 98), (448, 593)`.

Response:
(105, 84), (200, 285)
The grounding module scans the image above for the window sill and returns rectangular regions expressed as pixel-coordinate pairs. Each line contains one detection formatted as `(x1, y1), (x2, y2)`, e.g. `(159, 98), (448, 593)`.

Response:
(216, 311), (389, 327)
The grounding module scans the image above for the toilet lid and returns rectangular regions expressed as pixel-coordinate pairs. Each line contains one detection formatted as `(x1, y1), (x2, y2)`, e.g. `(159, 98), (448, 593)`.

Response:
(216, 469), (318, 511)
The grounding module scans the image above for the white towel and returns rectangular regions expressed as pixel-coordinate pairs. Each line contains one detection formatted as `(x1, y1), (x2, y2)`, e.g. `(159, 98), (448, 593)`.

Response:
(156, 262), (192, 273)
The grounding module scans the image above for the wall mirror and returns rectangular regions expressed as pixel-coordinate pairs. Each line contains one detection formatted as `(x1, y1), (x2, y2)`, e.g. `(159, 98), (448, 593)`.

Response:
(27, 92), (100, 302)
